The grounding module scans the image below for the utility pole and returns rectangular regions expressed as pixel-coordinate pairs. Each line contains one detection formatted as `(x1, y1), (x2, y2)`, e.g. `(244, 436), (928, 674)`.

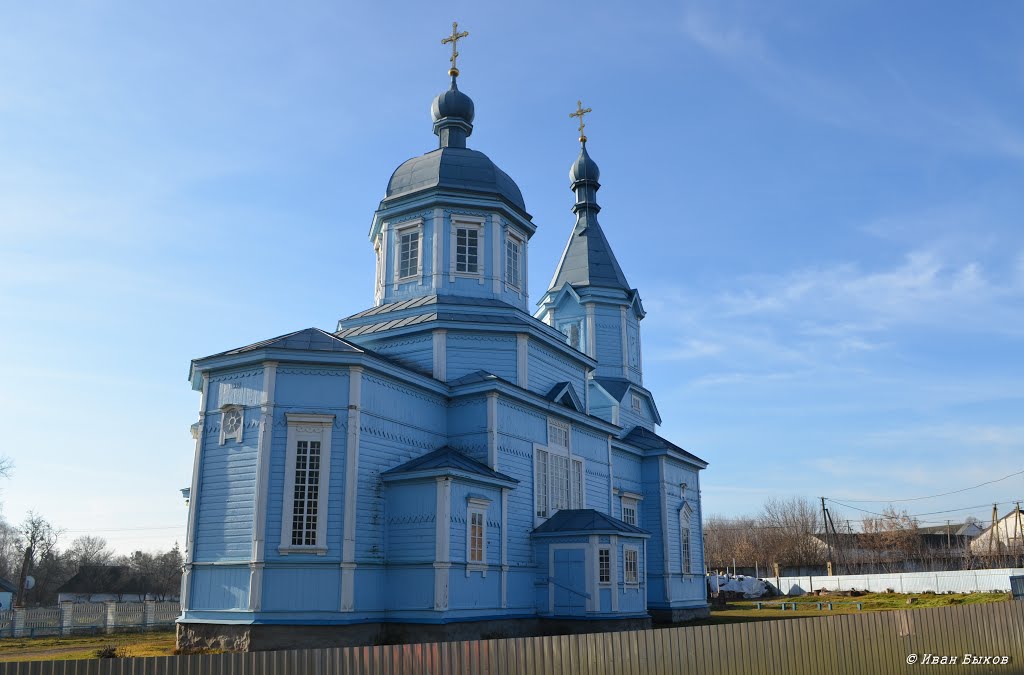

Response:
(946, 519), (951, 553)
(14, 544), (32, 608)
(988, 504), (998, 557)
(1015, 502), (1023, 564)
(821, 497), (833, 573)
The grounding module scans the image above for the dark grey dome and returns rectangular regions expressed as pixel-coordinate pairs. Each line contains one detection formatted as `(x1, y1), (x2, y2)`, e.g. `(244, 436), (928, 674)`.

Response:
(431, 82), (475, 124)
(570, 143), (600, 184)
(385, 147), (526, 212)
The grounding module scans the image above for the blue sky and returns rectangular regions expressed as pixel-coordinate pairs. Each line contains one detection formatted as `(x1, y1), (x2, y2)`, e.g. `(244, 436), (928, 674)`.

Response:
(1, 1), (1022, 553)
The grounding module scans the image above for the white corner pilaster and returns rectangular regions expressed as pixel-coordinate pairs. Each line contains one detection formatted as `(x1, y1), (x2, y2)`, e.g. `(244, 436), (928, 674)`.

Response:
(586, 304), (597, 359)
(659, 457), (671, 600)
(516, 334), (528, 388)
(501, 488), (509, 608)
(340, 366), (363, 612)
(433, 329), (447, 381)
(249, 361), (277, 611)
(607, 435), (615, 513)
(487, 392), (498, 469)
(432, 208), (443, 290)
(620, 306), (629, 372)
(491, 215), (502, 294)
(611, 534), (620, 612)
(182, 372), (209, 611)
(434, 477), (452, 611)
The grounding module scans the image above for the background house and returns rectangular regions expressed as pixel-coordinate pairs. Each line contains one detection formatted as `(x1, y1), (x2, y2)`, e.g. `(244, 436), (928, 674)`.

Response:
(0, 576), (15, 609)
(56, 565), (180, 603)
(970, 508), (1024, 557)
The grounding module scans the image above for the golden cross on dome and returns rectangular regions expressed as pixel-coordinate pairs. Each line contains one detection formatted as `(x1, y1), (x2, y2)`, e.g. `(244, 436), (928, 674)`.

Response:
(569, 100), (593, 142)
(441, 21), (470, 77)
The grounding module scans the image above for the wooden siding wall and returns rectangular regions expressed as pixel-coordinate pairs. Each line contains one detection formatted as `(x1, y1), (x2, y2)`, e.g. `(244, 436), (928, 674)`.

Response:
(5, 600), (1023, 674)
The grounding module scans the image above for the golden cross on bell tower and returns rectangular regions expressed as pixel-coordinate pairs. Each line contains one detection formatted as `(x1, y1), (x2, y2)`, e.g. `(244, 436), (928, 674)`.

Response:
(441, 21), (470, 77)
(569, 100), (593, 143)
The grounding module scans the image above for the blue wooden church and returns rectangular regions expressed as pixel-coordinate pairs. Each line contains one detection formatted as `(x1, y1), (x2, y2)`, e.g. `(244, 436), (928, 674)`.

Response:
(178, 27), (709, 651)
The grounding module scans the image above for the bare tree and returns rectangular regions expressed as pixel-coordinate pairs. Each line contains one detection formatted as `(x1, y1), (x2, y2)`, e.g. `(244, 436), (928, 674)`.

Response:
(14, 512), (61, 606)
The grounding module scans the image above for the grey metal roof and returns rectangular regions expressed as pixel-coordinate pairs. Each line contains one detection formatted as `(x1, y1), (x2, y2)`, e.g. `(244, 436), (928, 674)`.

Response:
(545, 382), (583, 411)
(622, 426), (708, 466)
(532, 509), (649, 536)
(199, 327), (364, 360)
(593, 377), (632, 403)
(384, 147), (526, 213)
(382, 446), (517, 484)
(0, 576), (16, 593)
(548, 220), (631, 292)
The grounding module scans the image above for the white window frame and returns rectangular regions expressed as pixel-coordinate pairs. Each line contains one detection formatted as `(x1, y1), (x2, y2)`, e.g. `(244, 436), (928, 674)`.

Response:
(534, 419), (583, 525)
(466, 496), (490, 575)
(621, 497), (639, 527)
(598, 546), (612, 585)
(631, 393), (643, 413)
(680, 503), (694, 575)
(219, 405), (244, 445)
(395, 220), (423, 283)
(505, 233), (523, 290)
(624, 546), (640, 586)
(557, 319), (584, 351)
(279, 413), (334, 555)
(450, 217), (485, 281)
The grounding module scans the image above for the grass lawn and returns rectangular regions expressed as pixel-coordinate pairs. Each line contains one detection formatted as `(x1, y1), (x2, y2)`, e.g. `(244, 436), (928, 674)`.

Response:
(698, 591), (1012, 625)
(0, 630), (177, 662)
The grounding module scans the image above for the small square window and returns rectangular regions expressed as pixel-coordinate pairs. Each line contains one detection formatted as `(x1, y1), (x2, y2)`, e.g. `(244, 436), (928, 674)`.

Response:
(558, 320), (583, 351)
(631, 393), (643, 412)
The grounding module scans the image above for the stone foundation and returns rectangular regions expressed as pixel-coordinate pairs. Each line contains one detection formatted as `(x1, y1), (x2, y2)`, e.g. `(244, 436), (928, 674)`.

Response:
(177, 616), (652, 652)
(649, 605), (711, 624)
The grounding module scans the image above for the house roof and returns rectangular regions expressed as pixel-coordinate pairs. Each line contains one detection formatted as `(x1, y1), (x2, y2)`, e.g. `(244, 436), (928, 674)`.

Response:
(0, 577), (16, 594)
(532, 509), (649, 537)
(200, 327), (364, 360)
(56, 566), (152, 595)
(547, 221), (631, 293)
(621, 426), (708, 467)
(381, 446), (518, 486)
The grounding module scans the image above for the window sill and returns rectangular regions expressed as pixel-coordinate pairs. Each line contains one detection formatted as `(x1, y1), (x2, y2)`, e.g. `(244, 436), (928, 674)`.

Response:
(277, 545), (328, 556)
(466, 563), (488, 578)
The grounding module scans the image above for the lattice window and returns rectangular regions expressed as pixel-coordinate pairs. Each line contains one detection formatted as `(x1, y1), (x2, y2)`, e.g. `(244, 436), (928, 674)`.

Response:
(621, 498), (638, 527)
(469, 509), (485, 563)
(456, 227), (479, 274)
(291, 440), (321, 546)
(571, 459), (584, 509)
(599, 547), (611, 584)
(550, 454), (569, 511)
(536, 450), (549, 518)
(505, 235), (522, 288)
(398, 229), (420, 279)
(625, 548), (639, 584)
(681, 527), (691, 575)
(631, 393), (643, 412)
(548, 420), (569, 449)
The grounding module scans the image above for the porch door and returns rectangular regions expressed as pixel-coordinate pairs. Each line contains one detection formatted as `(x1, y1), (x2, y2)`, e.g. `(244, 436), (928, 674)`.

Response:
(553, 548), (587, 616)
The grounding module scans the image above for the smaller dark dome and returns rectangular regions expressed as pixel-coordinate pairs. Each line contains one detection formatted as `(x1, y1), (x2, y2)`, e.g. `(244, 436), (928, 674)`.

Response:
(431, 79), (475, 123)
(570, 143), (600, 183)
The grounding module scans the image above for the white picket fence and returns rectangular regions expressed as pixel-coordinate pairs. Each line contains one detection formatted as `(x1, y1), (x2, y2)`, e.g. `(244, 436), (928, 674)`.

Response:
(772, 567), (1024, 595)
(3, 601), (180, 638)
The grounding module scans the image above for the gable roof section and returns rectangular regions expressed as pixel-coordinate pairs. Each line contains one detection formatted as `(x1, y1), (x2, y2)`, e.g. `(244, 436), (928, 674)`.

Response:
(381, 446), (518, 488)
(622, 426), (708, 467)
(532, 509), (649, 537)
(592, 378), (662, 425)
(0, 576), (16, 593)
(545, 382), (583, 412)
(201, 327), (364, 360)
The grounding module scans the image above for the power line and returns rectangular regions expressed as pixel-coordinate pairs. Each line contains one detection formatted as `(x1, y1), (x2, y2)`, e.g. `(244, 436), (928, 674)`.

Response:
(825, 498), (1022, 520)
(832, 469), (1024, 503)
(62, 525), (185, 534)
